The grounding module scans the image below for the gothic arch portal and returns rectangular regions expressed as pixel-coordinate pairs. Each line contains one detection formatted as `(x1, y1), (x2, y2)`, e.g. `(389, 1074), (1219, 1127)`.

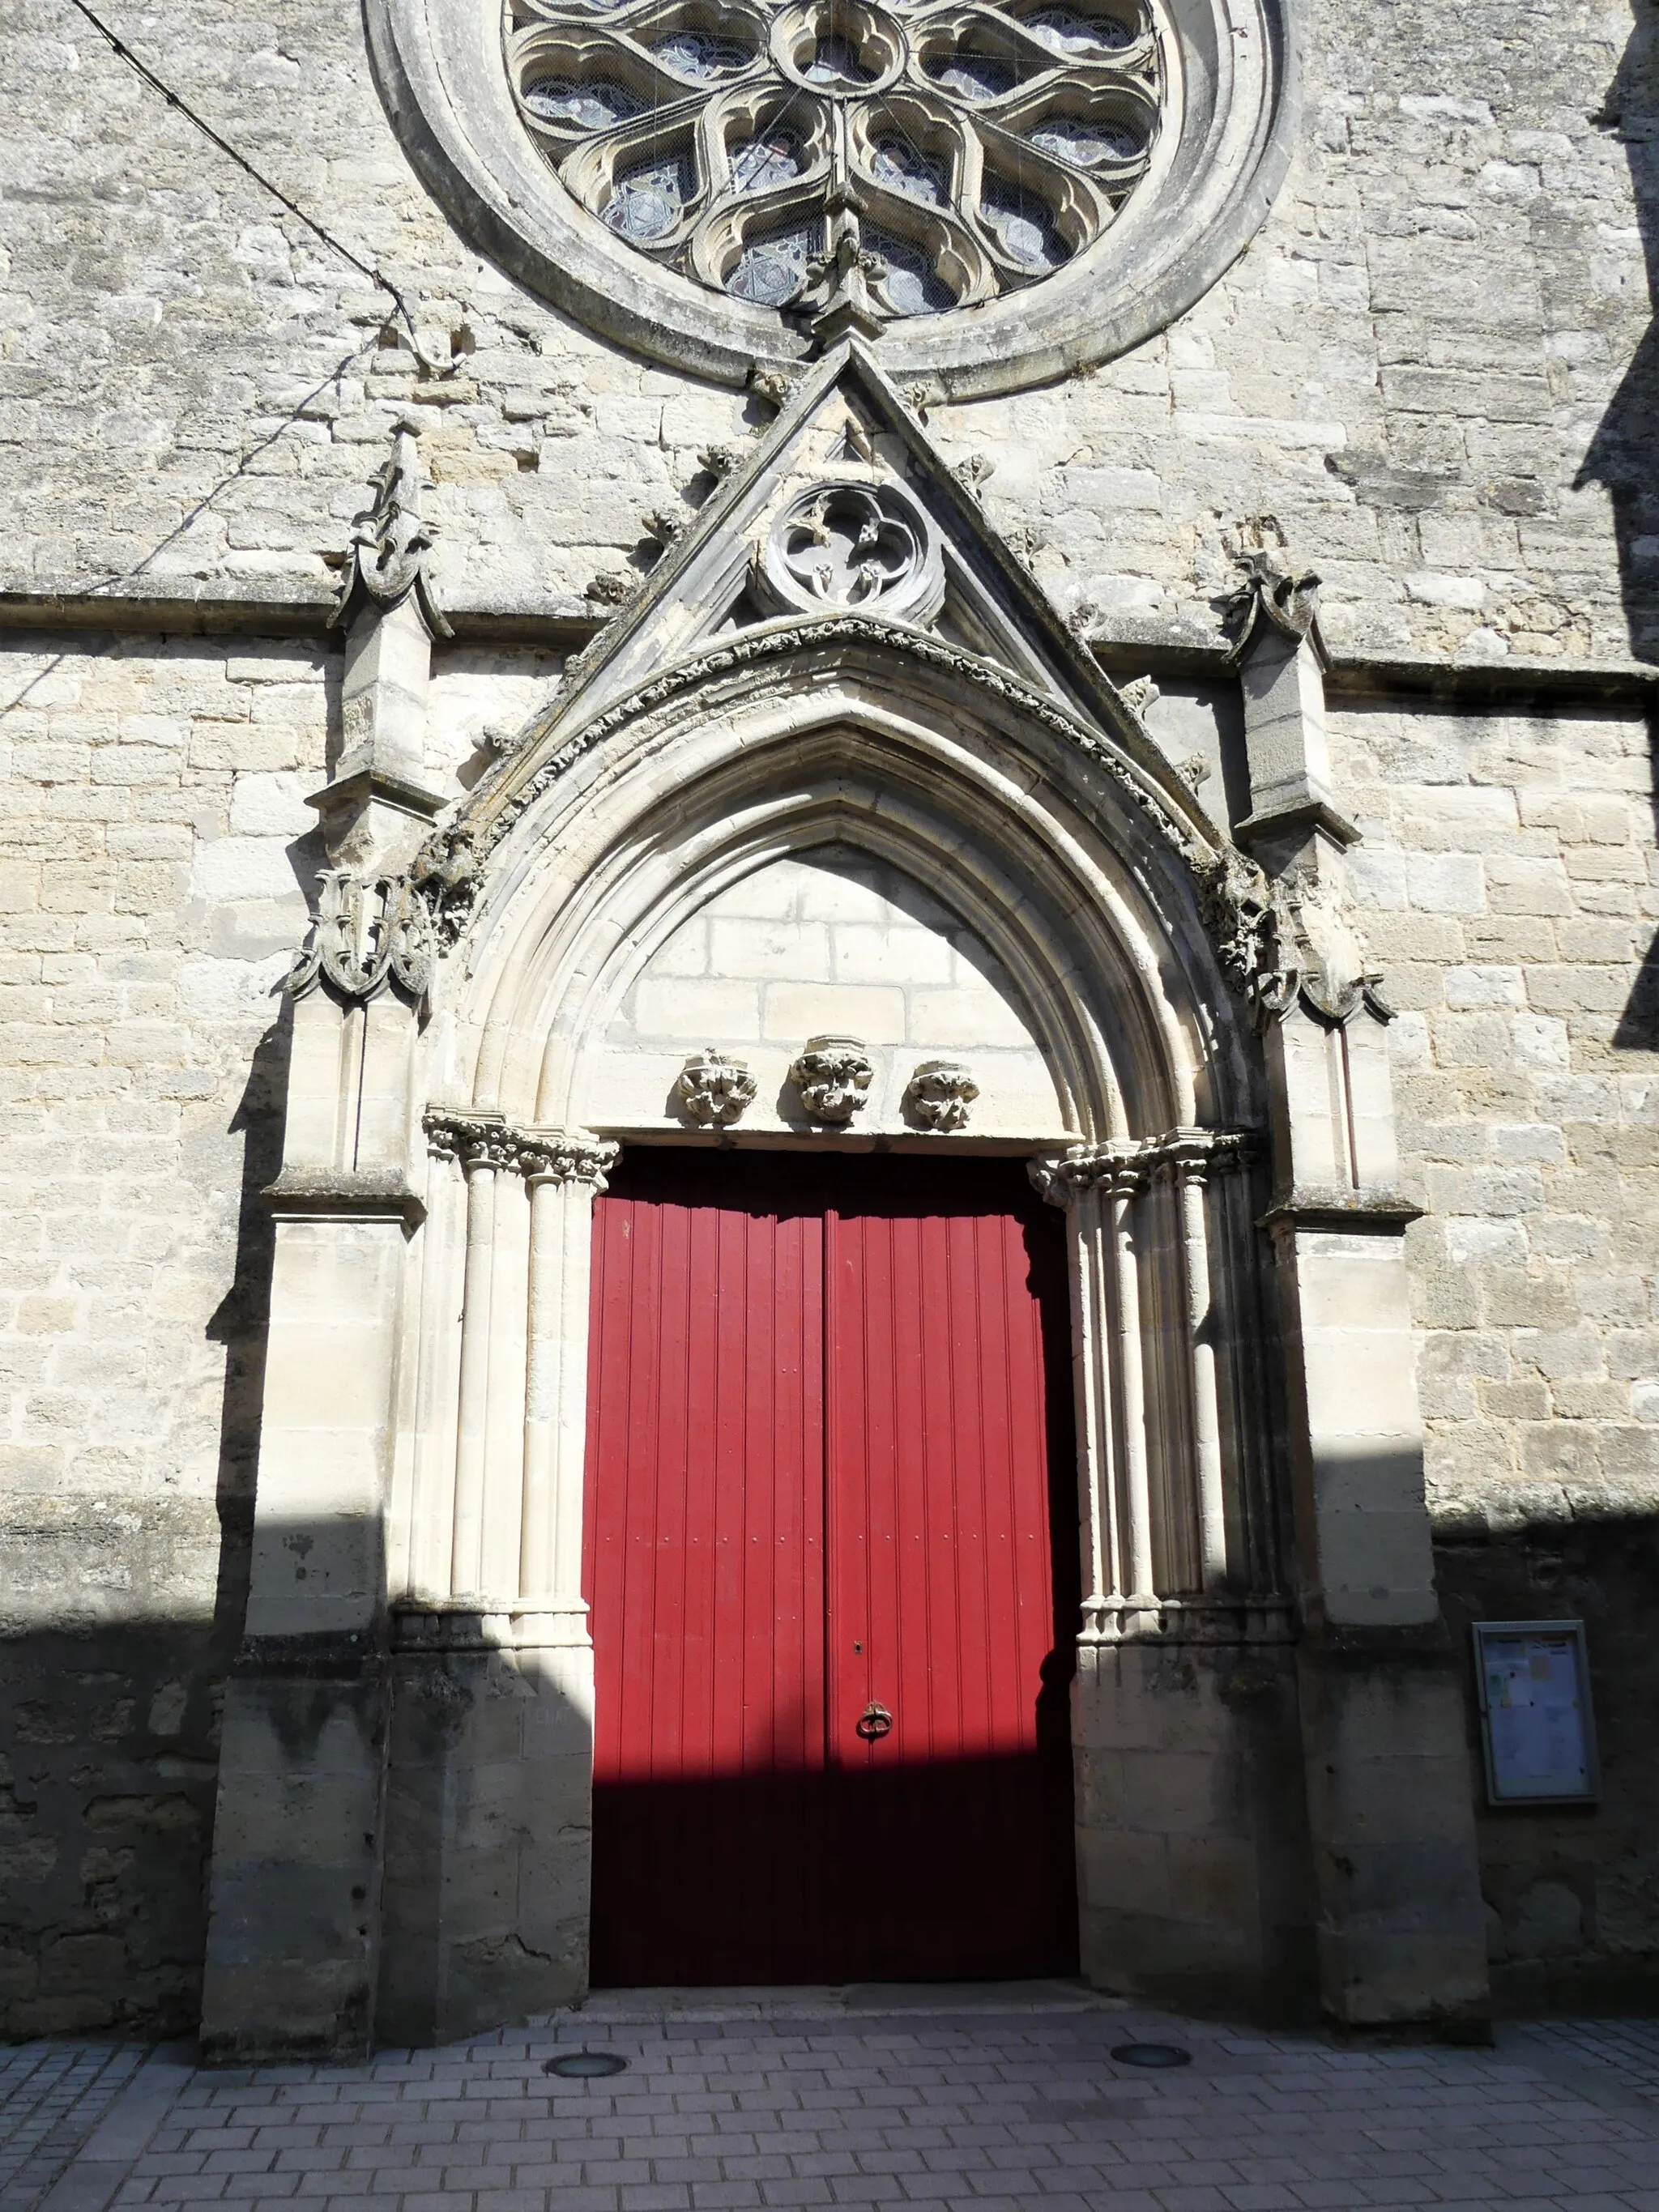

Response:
(198, 354), (1490, 2061)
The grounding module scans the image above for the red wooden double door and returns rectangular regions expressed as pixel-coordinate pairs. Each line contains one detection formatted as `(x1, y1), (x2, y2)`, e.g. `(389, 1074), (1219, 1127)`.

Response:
(584, 1150), (1080, 1984)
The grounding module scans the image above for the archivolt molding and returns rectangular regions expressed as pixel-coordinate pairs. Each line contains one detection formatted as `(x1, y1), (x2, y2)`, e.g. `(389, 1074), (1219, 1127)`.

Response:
(377, 624), (1292, 1683)
(292, 612), (1314, 1088)
(450, 692), (1218, 1137)
(419, 619), (1305, 1076)
(469, 614), (1215, 867)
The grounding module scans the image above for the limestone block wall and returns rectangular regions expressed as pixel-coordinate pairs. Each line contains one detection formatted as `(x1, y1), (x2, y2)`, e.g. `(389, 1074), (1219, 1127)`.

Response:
(3, 616), (1658, 2033)
(3, 0), (1655, 656)
(0, 632), (327, 2035)
(1331, 693), (1659, 2003)
(586, 849), (1066, 1138)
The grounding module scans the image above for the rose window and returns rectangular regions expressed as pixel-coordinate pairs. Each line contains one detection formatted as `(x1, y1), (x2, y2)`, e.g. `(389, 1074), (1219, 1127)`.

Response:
(505, 0), (1163, 323)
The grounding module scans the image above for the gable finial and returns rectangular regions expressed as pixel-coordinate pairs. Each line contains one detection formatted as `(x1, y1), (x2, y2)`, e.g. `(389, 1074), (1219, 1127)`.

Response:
(332, 416), (452, 641)
(1223, 544), (1324, 667)
(797, 198), (889, 348)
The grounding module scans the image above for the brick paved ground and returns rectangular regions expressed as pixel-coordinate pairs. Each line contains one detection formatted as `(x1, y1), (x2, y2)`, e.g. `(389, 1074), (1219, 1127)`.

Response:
(7, 1992), (1659, 2212)
(0, 2041), (151, 2209)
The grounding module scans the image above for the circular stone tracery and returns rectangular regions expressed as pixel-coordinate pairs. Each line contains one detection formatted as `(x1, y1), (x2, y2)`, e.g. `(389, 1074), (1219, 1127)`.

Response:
(506, 0), (1163, 323)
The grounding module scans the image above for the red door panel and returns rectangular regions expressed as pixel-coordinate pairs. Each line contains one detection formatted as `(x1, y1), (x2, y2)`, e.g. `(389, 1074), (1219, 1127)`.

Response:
(825, 1166), (1079, 1978)
(585, 1150), (1077, 1984)
(585, 1151), (826, 1983)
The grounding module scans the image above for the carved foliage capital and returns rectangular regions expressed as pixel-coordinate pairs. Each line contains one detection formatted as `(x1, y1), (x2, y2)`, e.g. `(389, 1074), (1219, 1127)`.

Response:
(1032, 1126), (1257, 1208)
(424, 1109), (620, 1189)
(518, 1132), (622, 1189)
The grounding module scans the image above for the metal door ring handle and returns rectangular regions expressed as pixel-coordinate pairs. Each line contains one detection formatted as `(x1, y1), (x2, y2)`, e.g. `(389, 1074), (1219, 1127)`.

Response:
(856, 1701), (893, 1741)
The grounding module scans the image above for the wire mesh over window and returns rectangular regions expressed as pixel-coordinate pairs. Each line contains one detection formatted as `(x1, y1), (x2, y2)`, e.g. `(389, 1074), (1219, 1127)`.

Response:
(505, 0), (1163, 321)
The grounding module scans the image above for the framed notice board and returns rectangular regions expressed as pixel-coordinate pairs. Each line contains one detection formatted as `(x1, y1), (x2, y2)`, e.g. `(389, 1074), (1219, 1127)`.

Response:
(1473, 1621), (1600, 1807)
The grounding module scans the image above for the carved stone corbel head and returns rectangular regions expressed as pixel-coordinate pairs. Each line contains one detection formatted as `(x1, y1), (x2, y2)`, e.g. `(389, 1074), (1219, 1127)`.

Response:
(904, 1060), (979, 1132)
(673, 1051), (758, 1127)
(790, 1036), (875, 1124)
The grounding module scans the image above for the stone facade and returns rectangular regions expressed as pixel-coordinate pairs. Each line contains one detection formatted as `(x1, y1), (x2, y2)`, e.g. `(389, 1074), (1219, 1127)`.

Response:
(1, 0), (1656, 2048)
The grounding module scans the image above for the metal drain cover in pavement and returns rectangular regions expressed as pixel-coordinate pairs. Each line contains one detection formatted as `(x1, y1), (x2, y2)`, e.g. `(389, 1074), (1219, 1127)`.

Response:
(544, 2051), (629, 2078)
(1111, 2043), (1191, 2068)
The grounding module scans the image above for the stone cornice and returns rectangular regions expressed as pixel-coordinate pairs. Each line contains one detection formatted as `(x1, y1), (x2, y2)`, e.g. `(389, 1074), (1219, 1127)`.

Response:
(5, 582), (1657, 705)
(5, 585), (1654, 703)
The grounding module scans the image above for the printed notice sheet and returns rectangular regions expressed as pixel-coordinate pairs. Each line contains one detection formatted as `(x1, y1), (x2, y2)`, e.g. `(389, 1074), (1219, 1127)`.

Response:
(1474, 1623), (1597, 1804)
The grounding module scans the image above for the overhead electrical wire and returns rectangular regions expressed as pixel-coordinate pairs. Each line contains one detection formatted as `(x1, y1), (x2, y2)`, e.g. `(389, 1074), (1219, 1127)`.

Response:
(58, 0), (457, 375)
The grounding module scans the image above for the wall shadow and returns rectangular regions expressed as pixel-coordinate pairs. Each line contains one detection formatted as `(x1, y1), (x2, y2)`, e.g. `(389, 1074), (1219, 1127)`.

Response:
(1579, 11), (1659, 1044)
(1436, 1507), (1659, 2013)
(1579, 6), (1659, 661)
(0, 1013), (288, 2039)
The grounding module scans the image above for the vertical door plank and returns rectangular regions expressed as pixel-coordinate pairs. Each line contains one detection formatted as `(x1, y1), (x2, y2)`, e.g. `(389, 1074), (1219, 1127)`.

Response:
(586, 1153), (826, 1982)
(825, 1159), (1077, 1980)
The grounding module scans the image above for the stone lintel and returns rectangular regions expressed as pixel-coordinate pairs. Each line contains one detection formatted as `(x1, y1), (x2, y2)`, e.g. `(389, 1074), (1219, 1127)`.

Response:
(263, 1168), (426, 1230)
(1260, 1187), (1424, 1233)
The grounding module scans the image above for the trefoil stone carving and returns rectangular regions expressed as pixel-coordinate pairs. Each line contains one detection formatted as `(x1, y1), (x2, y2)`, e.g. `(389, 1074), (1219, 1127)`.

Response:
(760, 479), (944, 622)
(674, 1050), (759, 1126)
(791, 1034), (874, 1123)
(904, 1059), (979, 1132)
(286, 825), (480, 1007)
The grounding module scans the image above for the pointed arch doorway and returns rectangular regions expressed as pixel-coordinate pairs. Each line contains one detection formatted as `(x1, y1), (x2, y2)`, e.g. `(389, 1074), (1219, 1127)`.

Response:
(584, 1145), (1081, 1985)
